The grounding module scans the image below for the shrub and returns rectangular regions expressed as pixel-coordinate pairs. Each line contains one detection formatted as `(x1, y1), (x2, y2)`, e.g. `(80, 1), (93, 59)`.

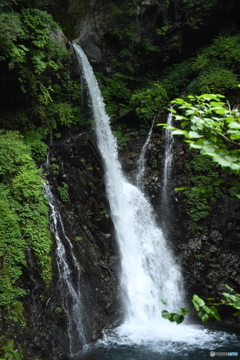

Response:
(0, 131), (52, 307)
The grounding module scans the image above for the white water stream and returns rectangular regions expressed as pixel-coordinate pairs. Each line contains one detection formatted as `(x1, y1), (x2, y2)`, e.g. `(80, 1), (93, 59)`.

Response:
(44, 183), (86, 357)
(73, 43), (184, 330)
(136, 116), (155, 190)
(161, 106), (174, 209)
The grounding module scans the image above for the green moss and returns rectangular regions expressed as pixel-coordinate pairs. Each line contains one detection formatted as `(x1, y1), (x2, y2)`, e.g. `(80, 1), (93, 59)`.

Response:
(0, 339), (23, 360)
(0, 131), (52, 307)
(184, 155), (224, 225)
(57, 182), (70, 202)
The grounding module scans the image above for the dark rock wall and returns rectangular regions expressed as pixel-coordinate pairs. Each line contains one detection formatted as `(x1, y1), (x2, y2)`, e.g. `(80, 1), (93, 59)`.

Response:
(45, 132), (122, 353)
(51, 0), (239, 73)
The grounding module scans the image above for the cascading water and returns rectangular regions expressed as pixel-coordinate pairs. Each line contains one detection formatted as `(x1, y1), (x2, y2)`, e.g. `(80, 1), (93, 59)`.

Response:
(70, 44), (239, 359)
(44, 183), (86, 358)
(135, 116), (155, 190)
(73, 43), (184, 331)
(161, 106), (174, 210)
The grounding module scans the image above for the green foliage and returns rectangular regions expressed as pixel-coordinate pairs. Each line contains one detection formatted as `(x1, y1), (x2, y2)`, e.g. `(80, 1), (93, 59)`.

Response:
(159, 33), (240, 101)
(108, 1), (140, 45)
(0, 13), (25, 62)
(142, 38), (160, 54)
(181, 155), (223, 223)
(161, 305), (190, 325)
(57, 182), (70, 202)
(178, 286), (240, 325)
(150, 159), (158, 169)
(96, 72), (133, 119)
(0, 188), (26, 306)
(0, 339), (23, 360)
(221, 285), (240, 316)
(191, 294), (221, 324)
(17, 8), (68, 109)
(112, 124), (136, 149)
(6, 301), (26, 328)
(161, 60), (194, 99)
(54, 306), (63, 313)
(161, 293), (221, 325)
(159, 93), (240, 228)
(131, 82), (168, 121)
(50, 163), (59, 175)
(197, 34), (240, 72)
(181, 0), (219, 29)
(167, 94), (240, 177)
(0, 4), (84, 134)
(185, 34), (240, 95)
(75, 237), (83, 242)
(187, 67), (238, 94)
(0, 131), (52, 307)
(25, 131), (48, 162)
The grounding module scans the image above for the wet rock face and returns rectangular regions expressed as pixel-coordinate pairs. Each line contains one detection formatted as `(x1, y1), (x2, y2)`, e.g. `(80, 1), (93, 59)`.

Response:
(46, 132), (122, 348)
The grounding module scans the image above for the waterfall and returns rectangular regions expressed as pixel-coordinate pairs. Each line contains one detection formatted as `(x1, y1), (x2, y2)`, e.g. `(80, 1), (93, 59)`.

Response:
(44, 183), (86, 358)
(161, 107), (174, 210)
(73, 43), (184, 333)
(135, 116), (155, 190)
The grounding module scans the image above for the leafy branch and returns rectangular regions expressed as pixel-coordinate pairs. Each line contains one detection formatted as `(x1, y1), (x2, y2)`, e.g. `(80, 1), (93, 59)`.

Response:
(162, 285), (240, 325)
(159, 93), (240, 175)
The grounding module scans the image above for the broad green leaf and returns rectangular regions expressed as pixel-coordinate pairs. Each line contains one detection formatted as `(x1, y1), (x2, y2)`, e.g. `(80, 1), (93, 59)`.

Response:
(212, 156), (231, 167)
(225, 285), (234, 292)
(189, 143), (202, 149)
(209, 101), (226, 106)
(202, 305), (211, 315)
(210, 134), (217, 143)
(188, 131), (203, 138)
(178, 308), (190, 316)
(168, 313), (177, 322)
(161, 310), (170, 319)
(172, 129), (186, 135)
(173, 314), (184, 324)
(214, 108), (227, 115)
(209, 307), (221, 321)
(200, 94), (223, 100)
(174, 187), (189, 191)
(192, 294), (205, 309)
(222, 293), (236, 301)
(228, 122), (240, 129)
(175, 115), (186, 120)
(201, 313), (209, 324)
(198, 310), (205, 319)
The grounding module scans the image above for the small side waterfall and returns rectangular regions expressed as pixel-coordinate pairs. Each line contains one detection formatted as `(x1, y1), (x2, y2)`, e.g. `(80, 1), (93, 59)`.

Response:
(135, 116), (155, 190)
(161, 106), (174, 205)
(44, 183), (86, 358)
(160, 107), (175, 232)
(73, 43), (184, 334)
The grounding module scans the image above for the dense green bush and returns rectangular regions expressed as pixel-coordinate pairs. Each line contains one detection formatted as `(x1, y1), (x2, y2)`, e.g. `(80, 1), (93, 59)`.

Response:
(130, 82), (168, 122)
(0, 131), (52, 307)
(96, 72), (134, 119)
(187, 67), (238, 94)
(159, 34), (240, 102)
(0, 5), (85, 135)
